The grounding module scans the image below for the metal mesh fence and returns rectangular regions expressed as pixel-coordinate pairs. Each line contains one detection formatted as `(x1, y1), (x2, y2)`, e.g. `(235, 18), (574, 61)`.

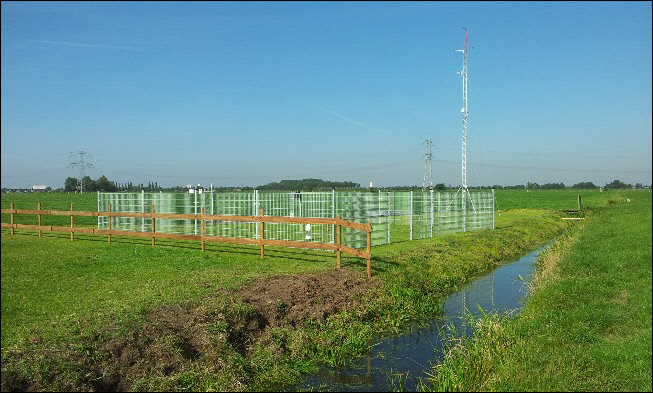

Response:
(97, 189), (493, 249)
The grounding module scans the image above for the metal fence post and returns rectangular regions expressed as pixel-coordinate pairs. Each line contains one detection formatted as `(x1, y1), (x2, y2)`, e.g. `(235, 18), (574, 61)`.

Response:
(410, 190), (413, 241)
(201, 207), (205, 252)
(332, 188), (336, 244)
(260, 209), (265, 259)
(151, 203), (156, 247)
(141, 189), (145, 233)
(194, 188), (198, 236)
(254, 190), (259, 239)
(387, 191), (391, 244)
(492, 189), (495, 229)
(376, 189), (381, 245)
(108, 204), (112, 244)
(430, 189), (434, 238)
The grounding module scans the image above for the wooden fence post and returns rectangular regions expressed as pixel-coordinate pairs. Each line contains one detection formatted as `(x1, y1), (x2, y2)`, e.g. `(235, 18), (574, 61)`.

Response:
(367, 223), (372, 279)
(260, 209), (265, 259)
(151, 203), (156, 247)
(337, 215), (341, 269)
(577, 194), (582, 210)
(38, 203), (42, 237)
(70, 203), (74, 241)
(10, 202), (14, 236)
(201, 207), (205, 253)
(108, 204), (112, 244)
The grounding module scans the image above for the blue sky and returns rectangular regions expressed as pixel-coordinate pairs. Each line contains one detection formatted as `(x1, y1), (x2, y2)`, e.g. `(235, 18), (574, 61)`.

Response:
(2, 1), (651, 188)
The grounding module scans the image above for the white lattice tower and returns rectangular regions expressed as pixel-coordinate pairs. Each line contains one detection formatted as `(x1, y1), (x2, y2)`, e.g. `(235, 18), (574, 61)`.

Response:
(456, 29), (469, 231)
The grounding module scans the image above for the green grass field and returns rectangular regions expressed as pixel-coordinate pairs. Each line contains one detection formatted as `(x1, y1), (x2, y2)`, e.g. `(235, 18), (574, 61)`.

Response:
(1, 189), (645, 391)
(493, 188), (622, 210)
(1, 192), (99, 227)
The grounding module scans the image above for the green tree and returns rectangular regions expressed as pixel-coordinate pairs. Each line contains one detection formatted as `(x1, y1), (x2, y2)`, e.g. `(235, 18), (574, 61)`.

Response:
(573, 181), (598, 189)
(81, 176), (96, 192)
(96, 175), (116, 192)
(604, 179), (631, 189)
(64, 177), (78, 192)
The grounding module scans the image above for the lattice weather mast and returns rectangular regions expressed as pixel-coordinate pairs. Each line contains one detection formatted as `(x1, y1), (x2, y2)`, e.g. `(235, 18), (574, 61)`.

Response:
(455, 28), (471, 231)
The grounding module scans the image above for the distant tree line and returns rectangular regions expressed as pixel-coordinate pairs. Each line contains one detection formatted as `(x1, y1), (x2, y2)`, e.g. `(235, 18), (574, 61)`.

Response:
(492, 180), (644, 190)
(59, 176), (648, 193)
(64, 176), (164, 192)
(256, 178), (361, 191)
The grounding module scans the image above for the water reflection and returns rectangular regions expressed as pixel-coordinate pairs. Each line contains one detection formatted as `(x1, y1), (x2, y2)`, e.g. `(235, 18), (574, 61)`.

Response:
(293, 246), (545, 392)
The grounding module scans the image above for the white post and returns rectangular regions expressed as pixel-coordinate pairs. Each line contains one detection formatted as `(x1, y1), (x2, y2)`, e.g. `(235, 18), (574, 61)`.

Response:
(255, 190), (260, 239)
(194, 188), (198, 236)
(410, 190), (413, 241)
(97, 191), (100, 230)
(141, 189), (145, 232)
(430, 189), (434, 238)
(210, 187), (214, 236)
(378, 189), (381, 221)
(331, 189), (336, 244)
(492, 189), (495, 230)
(387, 191), (391, 244)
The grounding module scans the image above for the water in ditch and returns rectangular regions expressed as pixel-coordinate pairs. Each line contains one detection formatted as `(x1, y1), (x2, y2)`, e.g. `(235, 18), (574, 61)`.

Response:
(291, 245), (546, 392)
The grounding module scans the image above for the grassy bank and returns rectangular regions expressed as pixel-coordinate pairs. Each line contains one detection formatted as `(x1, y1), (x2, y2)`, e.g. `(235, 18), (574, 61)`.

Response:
(424, 190), (652, 391)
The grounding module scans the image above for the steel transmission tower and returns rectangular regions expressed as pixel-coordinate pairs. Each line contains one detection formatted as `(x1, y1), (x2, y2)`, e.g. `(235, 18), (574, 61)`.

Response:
(456, 28), (470, 231)
(68, 151), (94, 193)
(422, 139), (433, 191)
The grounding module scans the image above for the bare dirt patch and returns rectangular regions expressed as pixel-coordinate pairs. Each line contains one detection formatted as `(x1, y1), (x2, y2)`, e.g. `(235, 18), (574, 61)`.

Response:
(1, 268), (380, 392)
(239, 268), (380, 327)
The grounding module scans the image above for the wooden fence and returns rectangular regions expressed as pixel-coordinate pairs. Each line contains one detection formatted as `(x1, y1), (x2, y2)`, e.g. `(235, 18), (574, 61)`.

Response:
(1, 203), (374, 278)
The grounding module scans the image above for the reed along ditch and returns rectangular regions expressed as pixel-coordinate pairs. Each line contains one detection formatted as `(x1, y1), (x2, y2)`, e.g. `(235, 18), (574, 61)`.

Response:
(291, 245), (548, 392)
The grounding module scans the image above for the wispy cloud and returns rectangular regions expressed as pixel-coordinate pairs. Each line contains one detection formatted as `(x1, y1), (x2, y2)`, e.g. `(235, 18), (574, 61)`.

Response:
(319, 107), (372, 130)
(25, 39), (143, 51)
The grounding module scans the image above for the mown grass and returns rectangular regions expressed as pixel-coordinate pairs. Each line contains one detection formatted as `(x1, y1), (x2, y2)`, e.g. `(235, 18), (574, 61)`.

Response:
(1, 189), (624, 391)
(1, 192), (99, 227)
(493, 188), (629, 210)
(0, 234), (342, 350)
(422, 190), (652, 391)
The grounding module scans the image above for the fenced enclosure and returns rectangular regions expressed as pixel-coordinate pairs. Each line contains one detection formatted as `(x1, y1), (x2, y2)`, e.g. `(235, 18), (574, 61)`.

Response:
(97, 189), (494, 247)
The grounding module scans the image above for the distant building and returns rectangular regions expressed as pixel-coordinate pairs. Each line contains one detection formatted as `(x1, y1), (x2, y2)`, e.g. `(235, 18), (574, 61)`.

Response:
(32, 185), (48, 192)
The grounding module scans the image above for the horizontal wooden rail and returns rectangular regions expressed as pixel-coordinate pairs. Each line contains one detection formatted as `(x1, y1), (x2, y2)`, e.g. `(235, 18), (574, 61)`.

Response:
(2, 205), (374, 278)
